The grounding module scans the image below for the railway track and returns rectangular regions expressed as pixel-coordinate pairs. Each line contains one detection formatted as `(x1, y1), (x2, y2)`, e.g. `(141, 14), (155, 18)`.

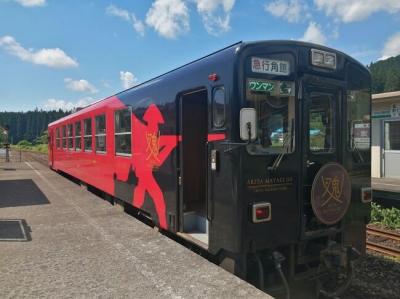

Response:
(23, 151), (48, 165)
(9, 149), (48, 165)
(366, 226), (400, 258)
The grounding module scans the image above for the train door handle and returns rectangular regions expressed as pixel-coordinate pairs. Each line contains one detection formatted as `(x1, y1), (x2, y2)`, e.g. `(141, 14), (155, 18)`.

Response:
(306, 160), (315, 167)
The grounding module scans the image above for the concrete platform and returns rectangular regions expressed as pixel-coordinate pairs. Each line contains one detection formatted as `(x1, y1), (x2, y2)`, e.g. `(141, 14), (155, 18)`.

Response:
(372, 177), (400, 193)
(372, 177), (400, 209)
(0, 161), (270, 298)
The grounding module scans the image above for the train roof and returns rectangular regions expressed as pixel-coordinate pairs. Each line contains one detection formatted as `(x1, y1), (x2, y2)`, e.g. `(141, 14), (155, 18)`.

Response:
(49, 40), (368, 127)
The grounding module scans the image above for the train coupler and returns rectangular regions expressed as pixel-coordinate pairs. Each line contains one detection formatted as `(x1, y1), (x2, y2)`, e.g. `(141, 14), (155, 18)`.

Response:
(320, 242), (360, 268)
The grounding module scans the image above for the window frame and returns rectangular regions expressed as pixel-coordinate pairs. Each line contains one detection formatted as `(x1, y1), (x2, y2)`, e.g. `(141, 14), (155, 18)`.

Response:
(55, 128), (60, 149)
(308, 93), (336, 154)
(384, 120), (400, 151)
(244, 52), (297, 156)
(83, 118), (92, 152)
(67, 124), (73, 150)
(74, 120), (82, 151)
(114, 108), (132, 156)
(62, 125), (67, 149)
(346, 65), (371, 152)
(95, 114), (107, 154)
(245, 78), (296, 155)
(212, 86), (226, 128)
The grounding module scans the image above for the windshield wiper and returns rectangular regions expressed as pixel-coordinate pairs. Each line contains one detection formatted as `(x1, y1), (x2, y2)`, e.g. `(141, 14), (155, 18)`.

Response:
(268, 134), (290, 171)
(268, 120), (294, 171)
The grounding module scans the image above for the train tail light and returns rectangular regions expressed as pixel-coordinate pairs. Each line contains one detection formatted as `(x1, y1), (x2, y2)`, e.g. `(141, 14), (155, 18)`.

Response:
(361, 187), (372, 203)
(252, 203), (271, 223)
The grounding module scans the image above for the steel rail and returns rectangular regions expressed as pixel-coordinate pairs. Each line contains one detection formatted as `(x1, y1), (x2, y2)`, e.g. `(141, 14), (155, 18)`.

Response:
(367, 226), (400, 242)
(366, 226), (400, 257)
(20, 150), (48, 166)
(366, 241), (400, 258)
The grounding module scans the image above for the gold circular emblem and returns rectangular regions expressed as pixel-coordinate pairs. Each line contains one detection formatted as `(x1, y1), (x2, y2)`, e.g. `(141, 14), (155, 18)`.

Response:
(311, 163), (351, 225)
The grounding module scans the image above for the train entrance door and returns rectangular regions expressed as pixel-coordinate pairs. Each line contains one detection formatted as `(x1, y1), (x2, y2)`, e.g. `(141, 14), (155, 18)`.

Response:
(303, 88), (340, 184)
(49, 130), (54, 167)
(177, 88), (209, 247)
(302, 78), (342, 230)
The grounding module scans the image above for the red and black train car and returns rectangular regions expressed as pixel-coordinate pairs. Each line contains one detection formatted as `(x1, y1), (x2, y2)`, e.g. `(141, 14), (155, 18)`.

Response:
(48, 41), (372, 296)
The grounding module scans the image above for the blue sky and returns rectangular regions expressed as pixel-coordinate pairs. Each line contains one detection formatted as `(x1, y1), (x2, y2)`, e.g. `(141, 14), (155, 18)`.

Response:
(0, 0), (399, 111)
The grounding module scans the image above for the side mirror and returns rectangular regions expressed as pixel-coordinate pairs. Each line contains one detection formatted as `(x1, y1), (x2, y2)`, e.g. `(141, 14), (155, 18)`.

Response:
(240, 108), (257, 141)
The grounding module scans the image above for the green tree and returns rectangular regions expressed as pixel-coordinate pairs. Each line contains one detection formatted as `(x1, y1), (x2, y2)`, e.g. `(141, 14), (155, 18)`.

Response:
(369, 54), (400, 93)
(0, 109), (70, 144)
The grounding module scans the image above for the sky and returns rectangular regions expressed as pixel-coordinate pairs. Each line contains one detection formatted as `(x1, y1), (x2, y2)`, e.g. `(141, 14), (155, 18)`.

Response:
(0, 0), (399, 111)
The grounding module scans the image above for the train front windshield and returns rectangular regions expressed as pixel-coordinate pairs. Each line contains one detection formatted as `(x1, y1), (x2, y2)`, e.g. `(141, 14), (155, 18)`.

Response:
(244, 54), (297, 156)
(245, 78), (296, 155)
(346, 72), (371, 164)
(242, 49), (371, 164)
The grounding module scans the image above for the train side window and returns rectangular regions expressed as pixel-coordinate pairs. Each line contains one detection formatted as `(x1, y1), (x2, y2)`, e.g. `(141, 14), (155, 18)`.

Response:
(95, 114), (106, 153)
(84, 118), (92, 152)
(213, 86), (225, 128)
(75, 121), (82, 151)
(114, 109), (131, 156)
(56, 128), (60, 149)
(62, 125), (67, 149)
(67, 124), (73, 150)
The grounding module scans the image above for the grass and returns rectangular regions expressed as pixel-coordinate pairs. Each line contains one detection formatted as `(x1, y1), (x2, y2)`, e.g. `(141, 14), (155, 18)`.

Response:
(370, 202), (400, 230)
(13, 141), (48, 154)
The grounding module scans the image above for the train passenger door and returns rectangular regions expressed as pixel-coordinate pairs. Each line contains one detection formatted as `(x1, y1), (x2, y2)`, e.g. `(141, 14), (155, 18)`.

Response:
(177, 88), (208, 247)
(301, 77), (343, 229)
(49, 130), (54, 167)
(303, 85), (341, 184)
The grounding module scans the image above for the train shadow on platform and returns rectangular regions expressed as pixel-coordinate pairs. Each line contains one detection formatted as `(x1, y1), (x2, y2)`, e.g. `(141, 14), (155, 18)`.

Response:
(0, 179), (50, 208)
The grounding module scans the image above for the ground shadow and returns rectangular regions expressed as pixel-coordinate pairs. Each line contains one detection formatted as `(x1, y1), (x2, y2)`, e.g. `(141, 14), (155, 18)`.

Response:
(0, 179), (50, 208)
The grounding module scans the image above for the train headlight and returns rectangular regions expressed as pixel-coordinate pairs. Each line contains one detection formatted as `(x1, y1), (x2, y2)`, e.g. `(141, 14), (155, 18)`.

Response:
(361, 187), (372, 203)
(252, 202), (271, 223)
(324, 53), (336, 67)
(311, 49), (337, 69)
(313, 51), (324, 65)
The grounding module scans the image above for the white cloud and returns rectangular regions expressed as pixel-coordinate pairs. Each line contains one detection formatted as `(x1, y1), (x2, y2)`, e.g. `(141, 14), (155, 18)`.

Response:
(14, 0), (46, 7)
(43, 97), (95, 111)
(146, 0), (189, 39)
(0, 35), (78, 68)
(264, 0), (308, 23)
(64, 78), (98, 94)
(106, 4), (131, 21)
(120, 71), (138, 89)
(300, 22), (327, 45)
(195, 0), (235, 35)
(195, 0), (234, 12)
(106, 4), (145, 36)
(314, 0), (400, 23)
(380, 32), (400, 60)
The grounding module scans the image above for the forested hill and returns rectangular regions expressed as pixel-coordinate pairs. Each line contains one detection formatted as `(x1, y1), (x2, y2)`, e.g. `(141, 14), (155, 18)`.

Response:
(369, 54), (400, 94)
(0, 109), (70, 144)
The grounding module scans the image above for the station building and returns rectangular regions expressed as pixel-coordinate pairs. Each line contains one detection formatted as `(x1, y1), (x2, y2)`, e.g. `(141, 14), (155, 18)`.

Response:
(371, 91), (400, 178)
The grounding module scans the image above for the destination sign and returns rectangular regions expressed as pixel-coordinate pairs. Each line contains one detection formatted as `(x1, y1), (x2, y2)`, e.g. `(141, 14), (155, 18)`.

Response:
(248, 79), (294, 96)
(251, 57), (290, 76)
(248, 80), (275, 93)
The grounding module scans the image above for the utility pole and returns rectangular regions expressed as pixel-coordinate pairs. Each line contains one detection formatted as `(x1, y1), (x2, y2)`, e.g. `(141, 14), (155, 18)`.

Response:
(2, 125), (10, 162)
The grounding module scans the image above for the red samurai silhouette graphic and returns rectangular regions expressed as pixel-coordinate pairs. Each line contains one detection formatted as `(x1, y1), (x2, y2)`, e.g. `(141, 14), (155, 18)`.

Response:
(131, 104), (179, 229)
